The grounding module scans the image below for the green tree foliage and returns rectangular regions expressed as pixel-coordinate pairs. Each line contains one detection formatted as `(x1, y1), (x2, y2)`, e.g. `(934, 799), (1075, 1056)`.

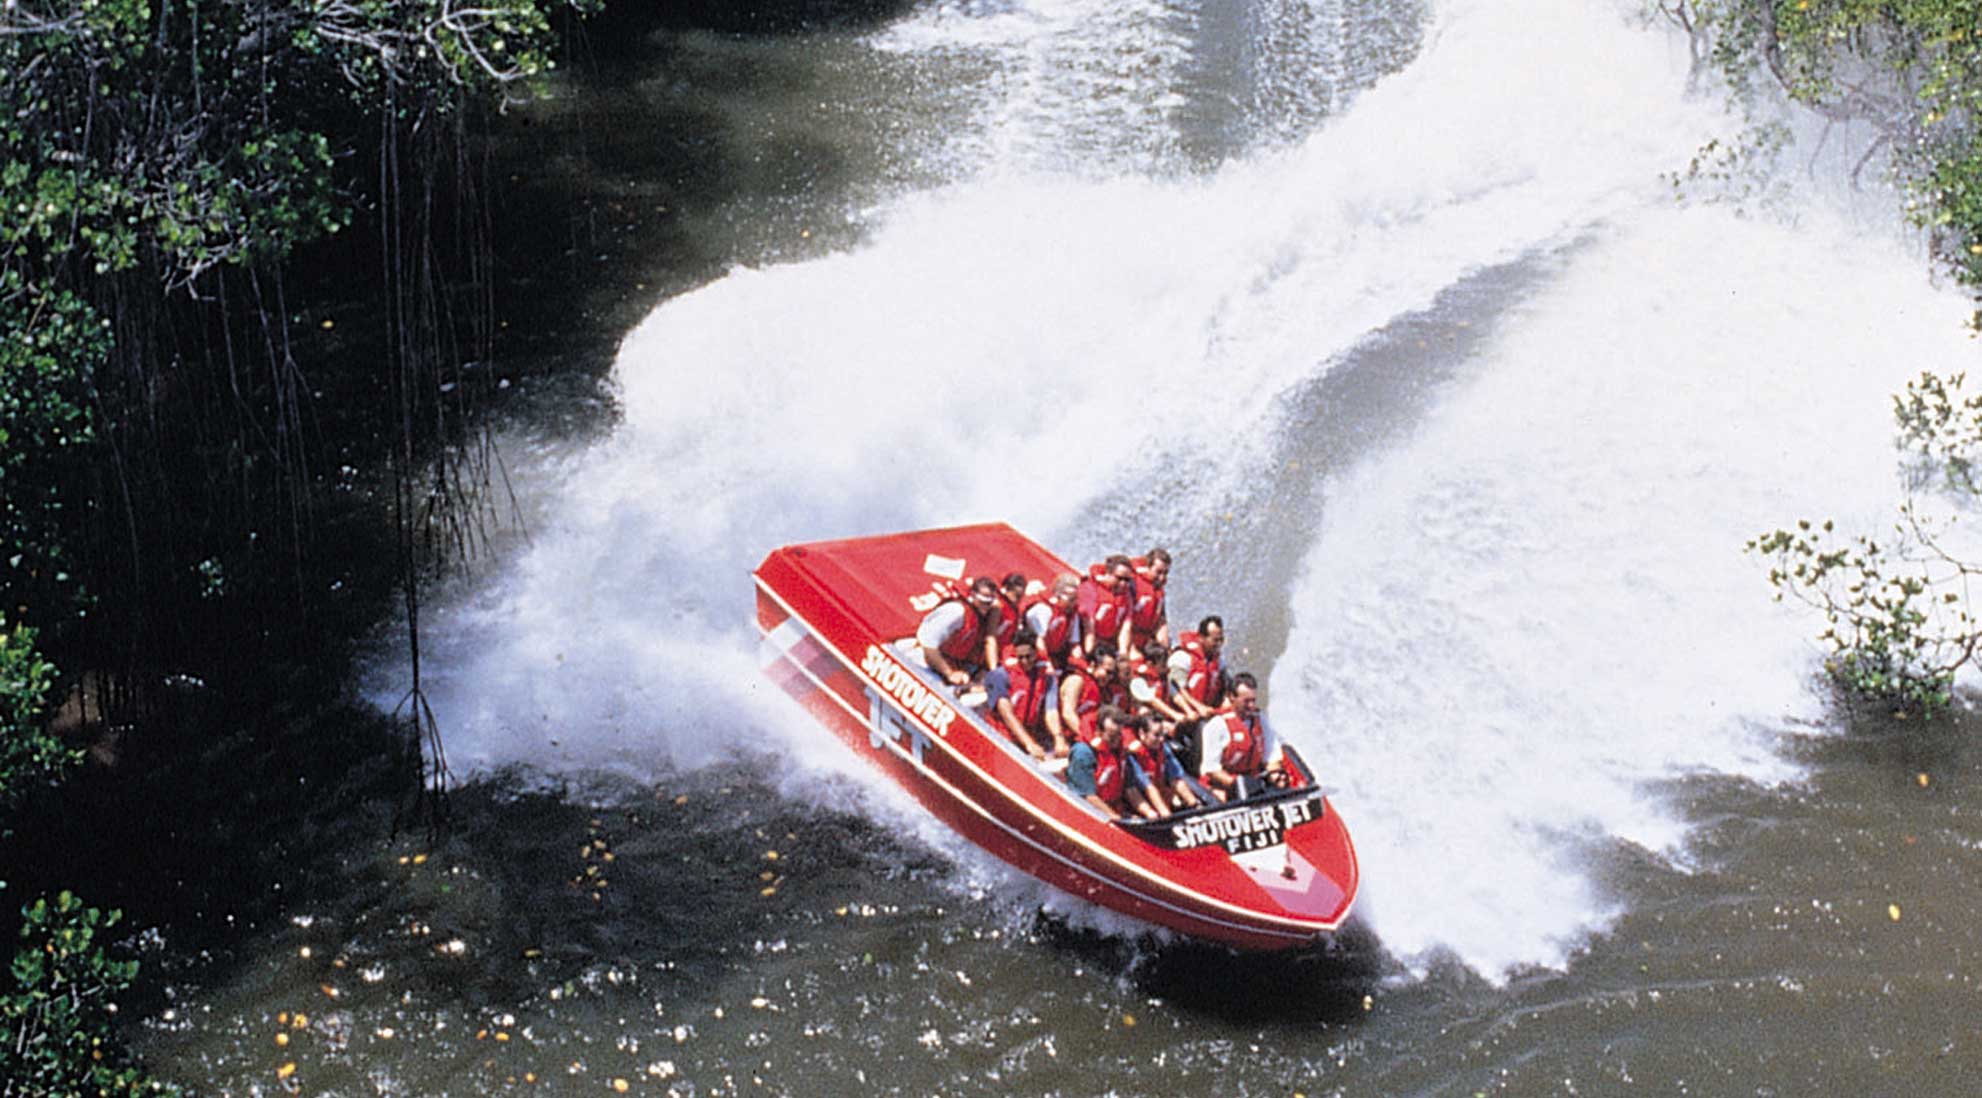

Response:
(1660, 1), (1982, 311)
(1665, 3), (1982, 716)
(0, 893), (175, 1098)
(0, 279), (99, 627)
(1751, 372), (1982, 718)
(0, 0), (596, 668)
(0, 619), (76, 828)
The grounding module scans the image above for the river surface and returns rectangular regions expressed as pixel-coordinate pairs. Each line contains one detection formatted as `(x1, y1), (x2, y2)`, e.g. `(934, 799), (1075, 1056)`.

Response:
(137, 1), (1982, 1095)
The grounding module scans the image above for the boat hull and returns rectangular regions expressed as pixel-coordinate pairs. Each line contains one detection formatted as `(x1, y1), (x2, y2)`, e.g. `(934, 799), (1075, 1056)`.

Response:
(754, 524), (1357, 950)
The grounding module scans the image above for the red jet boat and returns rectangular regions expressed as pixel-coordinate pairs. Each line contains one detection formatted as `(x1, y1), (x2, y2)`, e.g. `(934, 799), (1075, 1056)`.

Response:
(752, 523), (1358, 950)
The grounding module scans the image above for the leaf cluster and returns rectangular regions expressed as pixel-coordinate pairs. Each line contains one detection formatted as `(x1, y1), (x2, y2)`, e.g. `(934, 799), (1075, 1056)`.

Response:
(0, 620), (76, 827)
(0, 893), (175, 1098)
(1751, 370), (1982, 718)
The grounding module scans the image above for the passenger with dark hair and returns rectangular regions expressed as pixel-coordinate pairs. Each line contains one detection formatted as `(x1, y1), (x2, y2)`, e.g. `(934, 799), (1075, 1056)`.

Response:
(1197, 672), (1287, 801)
(983, 627), (1065, 760)
(1021, 572), (1082, 669)
(1077, 554), (1136, 657)
(916, 574), (1001, 687)
(1123, 640), (1187, 724)
(1066, 704), (1130, 815)
(1168, 614), (1226, 721)
(991, 572), (1030, 660)
(1058, 642), (1121, 739)
(1125, 715), (1202, 816)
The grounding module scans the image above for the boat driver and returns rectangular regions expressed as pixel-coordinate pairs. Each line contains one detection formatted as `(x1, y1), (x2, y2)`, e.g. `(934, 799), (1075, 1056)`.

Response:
(1198, 673), (1289, 801)
(916, 575), (1001, 687)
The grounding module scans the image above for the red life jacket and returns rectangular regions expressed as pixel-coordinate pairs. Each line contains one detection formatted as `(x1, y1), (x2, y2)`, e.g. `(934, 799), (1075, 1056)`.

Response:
(1176, 630), (1222, 706)
(998, 654), (1053, 730)
(1088, 734), (1125, 806)
(993, 592), (1024, 655)
(1100, 675), (1130, 712)
(1217, 711), (1266, 775)
(1019, 591), (1078, 664)
(1128, 561), (1165, 644)
(934, 579), (992, 667)
(1080, 563), (1132, 644)
(1122, 733), (1156, 779)
(1062, 665), (1104, 724)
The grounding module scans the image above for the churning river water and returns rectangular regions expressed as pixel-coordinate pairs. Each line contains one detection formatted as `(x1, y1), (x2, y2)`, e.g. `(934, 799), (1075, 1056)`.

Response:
(137, 1), (1982, 1094)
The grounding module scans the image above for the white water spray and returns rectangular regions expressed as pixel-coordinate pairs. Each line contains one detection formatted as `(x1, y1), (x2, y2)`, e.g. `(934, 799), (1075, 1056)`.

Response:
(388, 0), (1979, 977)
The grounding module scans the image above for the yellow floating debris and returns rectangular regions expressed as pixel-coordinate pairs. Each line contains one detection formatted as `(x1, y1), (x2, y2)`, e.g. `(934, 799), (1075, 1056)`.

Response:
(275, 1033), (290, 1048)
(412, 853), (429, 866)
(1121, 1013), (1136, 1027)
(277, 1063), (297, 1080)
(612, 1079), (630, 1094)
(525, 1074), (537, 1084)
(292, 1014), (309, 1029)
(764, 850), (780, 862)
(477, 1029), (489, 1040)
(320, 984), (340, 999)
(496, 1031), (512, 1043)
(673, 795), (688, 806)
(1889, 903), (1903, 922)
(760, 886), (778, 898)
(1918, 772), (1931, 788)
(299, 946), (312, 959)
(1363, 995), (1374, 1011)
(277, 1012), (290, 1025)
(320, 319), (334, 330)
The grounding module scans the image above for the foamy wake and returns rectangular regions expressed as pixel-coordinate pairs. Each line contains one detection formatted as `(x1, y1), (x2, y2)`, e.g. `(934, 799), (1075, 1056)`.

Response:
(1276, 203), (1976, 978)
(380, 0), (1979, 978)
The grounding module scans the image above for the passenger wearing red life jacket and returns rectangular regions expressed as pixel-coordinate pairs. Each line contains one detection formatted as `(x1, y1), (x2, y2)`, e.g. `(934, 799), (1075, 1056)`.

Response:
(983, 628), (1067, 760)
(1198, 673), (1289, 802)
(1122, 641), (1188, 724)
(1167, 615), (1228, 722)
(1076, 555), (1135, 657)
(1021, 573), (1083, 669)
(991, 572), (1030, 660)
(1066, 705), (1130, 815)
(1118, 714), (1201, 818)
(1057, 643), (1120, 738)
(1127, 547), (1171, 652)
(915, 575), (1001, 687)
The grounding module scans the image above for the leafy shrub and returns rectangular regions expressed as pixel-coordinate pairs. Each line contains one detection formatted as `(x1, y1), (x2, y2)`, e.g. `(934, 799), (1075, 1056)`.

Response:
(0, 893), (175, 1098)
